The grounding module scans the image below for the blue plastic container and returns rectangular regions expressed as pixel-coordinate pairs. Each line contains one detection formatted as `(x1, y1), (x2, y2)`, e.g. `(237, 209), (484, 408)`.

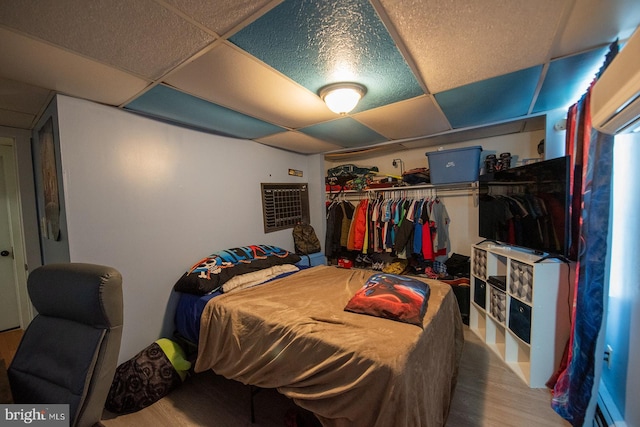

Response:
(425, 146), (483, 184)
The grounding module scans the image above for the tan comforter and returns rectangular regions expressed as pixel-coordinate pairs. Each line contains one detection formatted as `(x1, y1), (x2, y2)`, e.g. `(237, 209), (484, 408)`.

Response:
(195, 265), (464, 427)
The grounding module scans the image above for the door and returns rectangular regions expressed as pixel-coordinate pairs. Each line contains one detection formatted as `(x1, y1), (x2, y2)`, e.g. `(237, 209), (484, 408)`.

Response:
(0, 143), (21, 331)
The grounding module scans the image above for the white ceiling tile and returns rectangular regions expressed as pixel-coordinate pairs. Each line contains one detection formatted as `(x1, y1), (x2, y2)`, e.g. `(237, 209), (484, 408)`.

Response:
(161, 0), (280, 36)
(0, 0), (216, 79)
(0, 28), (150, 107)
(0, 77), (52, 115)
(323, 142), (409, 161)
(379, 0), (571, 93)
(165, 42), (336, 129)
(400, 119), (536, 150)
(0, 107), (38, 129)
(255, 131), (342, 154)
(552, 0), (640, 58)
(353, 95), (450, 139)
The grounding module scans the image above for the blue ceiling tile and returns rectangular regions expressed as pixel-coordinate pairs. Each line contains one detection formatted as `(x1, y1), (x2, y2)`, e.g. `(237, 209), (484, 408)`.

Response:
(533, 46), (609, 113)
(300, 117), (388, 147)
(229, 0), (424, 113)
(435, 66), (543, 128)
(124, 84), (284, 139)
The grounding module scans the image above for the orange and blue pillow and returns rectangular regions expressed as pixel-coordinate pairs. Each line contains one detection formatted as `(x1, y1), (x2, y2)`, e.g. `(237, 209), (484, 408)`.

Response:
(344, 273), (430, 327)
(173, 244), (300, 295)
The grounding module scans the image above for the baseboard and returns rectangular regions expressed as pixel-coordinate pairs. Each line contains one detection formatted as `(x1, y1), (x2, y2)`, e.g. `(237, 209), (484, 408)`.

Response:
(595, 381), (627, 427)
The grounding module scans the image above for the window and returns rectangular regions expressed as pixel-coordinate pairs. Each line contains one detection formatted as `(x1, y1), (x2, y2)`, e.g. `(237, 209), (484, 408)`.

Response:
(600, 132), (640, 425)
(261, 183), (310, 233)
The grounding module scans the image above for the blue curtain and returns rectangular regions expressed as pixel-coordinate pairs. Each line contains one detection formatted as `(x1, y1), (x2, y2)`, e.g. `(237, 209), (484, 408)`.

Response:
(549, 42), (617, 426)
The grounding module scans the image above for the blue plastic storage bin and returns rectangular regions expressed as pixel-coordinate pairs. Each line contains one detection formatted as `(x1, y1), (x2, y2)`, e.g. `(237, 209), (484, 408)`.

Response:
(425, 146), (482, 184)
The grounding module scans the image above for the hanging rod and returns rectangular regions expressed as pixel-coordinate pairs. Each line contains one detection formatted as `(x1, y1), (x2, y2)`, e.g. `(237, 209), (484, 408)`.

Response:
(326, 181), (479, 206)
(326, 181), (478, 194)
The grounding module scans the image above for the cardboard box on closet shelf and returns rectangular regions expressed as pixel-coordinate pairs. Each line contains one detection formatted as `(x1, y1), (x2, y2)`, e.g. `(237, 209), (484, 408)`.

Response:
(425, 146), (483, 184)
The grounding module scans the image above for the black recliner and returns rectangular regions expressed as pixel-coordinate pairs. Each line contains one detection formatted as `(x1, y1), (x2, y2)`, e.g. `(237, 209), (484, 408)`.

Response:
(8, 263), (123, 427)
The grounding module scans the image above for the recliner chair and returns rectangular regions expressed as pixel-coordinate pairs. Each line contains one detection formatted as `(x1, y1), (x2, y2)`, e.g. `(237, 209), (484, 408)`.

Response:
(8, 263), (123, 427)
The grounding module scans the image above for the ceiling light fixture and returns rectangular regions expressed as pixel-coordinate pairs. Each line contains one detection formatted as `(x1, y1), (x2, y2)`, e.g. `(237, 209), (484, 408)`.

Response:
(318, 83), (367, 115)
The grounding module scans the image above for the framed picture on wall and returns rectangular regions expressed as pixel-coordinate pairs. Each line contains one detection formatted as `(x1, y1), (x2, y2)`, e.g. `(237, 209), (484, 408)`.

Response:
(37, 117), (60, 241)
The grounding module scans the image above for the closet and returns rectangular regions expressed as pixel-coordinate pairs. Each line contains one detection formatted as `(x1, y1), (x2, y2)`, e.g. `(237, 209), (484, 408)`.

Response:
(325, 183), (476, 276)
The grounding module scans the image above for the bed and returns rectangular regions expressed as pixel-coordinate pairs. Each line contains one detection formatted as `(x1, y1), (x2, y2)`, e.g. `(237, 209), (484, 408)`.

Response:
(174, 246), (464, 427)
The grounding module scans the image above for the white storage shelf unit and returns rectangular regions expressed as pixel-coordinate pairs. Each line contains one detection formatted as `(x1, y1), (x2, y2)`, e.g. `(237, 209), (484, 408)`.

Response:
(470, 242), (571, 388)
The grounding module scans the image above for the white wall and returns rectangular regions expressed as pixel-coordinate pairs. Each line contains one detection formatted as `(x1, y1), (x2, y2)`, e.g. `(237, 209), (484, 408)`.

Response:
(545, 108), (569, 159)
(324, 130), (546, 257)
(55, 95), (321, 362)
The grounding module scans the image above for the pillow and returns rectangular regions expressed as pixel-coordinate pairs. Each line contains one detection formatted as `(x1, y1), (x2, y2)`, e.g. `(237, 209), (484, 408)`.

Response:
(155, 338), (191, 381)
(344, 273), (430, 327)
(106, 338), (189, 414)
(174, 244), (300, 295)
(222, 264), (299, 294)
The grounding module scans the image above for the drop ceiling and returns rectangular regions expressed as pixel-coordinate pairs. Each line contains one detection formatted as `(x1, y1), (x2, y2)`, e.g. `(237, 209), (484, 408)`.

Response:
(0, 0), (639, 155)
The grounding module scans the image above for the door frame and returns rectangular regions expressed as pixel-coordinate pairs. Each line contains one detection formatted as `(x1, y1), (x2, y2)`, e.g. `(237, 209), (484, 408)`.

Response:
(0, 127), (40, 328)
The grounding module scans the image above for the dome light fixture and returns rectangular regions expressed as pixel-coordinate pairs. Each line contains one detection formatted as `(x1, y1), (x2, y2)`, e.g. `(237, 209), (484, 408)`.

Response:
(318, 82), (367, 115)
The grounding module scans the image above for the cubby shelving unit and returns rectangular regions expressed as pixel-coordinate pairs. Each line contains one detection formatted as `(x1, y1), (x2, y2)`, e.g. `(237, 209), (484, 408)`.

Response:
(470, 241), (571, 388)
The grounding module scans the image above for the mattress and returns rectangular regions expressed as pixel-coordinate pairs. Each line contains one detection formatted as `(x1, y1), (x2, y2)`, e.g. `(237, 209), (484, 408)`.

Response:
(194, 265), (464, 426)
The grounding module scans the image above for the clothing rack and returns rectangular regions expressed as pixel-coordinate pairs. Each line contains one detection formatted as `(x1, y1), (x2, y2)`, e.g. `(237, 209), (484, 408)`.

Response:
(324, 184), (456, 262)
(486, 184), (527, 196)
(326, 181), (479, 205)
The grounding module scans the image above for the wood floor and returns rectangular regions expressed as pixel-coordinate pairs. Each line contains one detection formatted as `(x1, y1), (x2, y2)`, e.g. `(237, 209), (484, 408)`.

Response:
(0, 328), (22, 366)
(0, 327), (570, 426)
(446, 328), (570, 427)
(100, 327), (570, 427)
(0, 328), (22, 405)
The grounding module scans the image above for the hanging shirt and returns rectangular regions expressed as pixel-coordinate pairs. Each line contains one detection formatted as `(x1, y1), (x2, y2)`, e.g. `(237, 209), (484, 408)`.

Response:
(340, 201), (355, 248)
(421, 203), (434, 261)
(431, 199), (451, 254)
(353, 199), (369, 251)
(413, 199), (425, 255)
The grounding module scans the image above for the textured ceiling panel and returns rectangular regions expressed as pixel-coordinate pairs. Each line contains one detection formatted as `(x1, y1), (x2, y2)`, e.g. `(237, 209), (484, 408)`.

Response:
(379, 0), (569, 93)
(0, 27), (149, 106)
(521, 115), (546, 133)
(552, 0), (640, 57)
(162, 0), (279, 36)
(400, 118), (540, 150)
(0, 77), (51, 115)
(353, 96), (451, 139)
(0, 0), (216, 79)
(228, 0), (424, 113)
(534, 46), (609, 113)
(0, 108), (39, 129)
(256, 130), (343, 154)
(165, 43), (335, 129)
(435, 65), (543, 128)
(300, 117), (388, 148)
(125, 84), (285, 139)
(324, 142), (410, 161)
(1, 0), (638, 155)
